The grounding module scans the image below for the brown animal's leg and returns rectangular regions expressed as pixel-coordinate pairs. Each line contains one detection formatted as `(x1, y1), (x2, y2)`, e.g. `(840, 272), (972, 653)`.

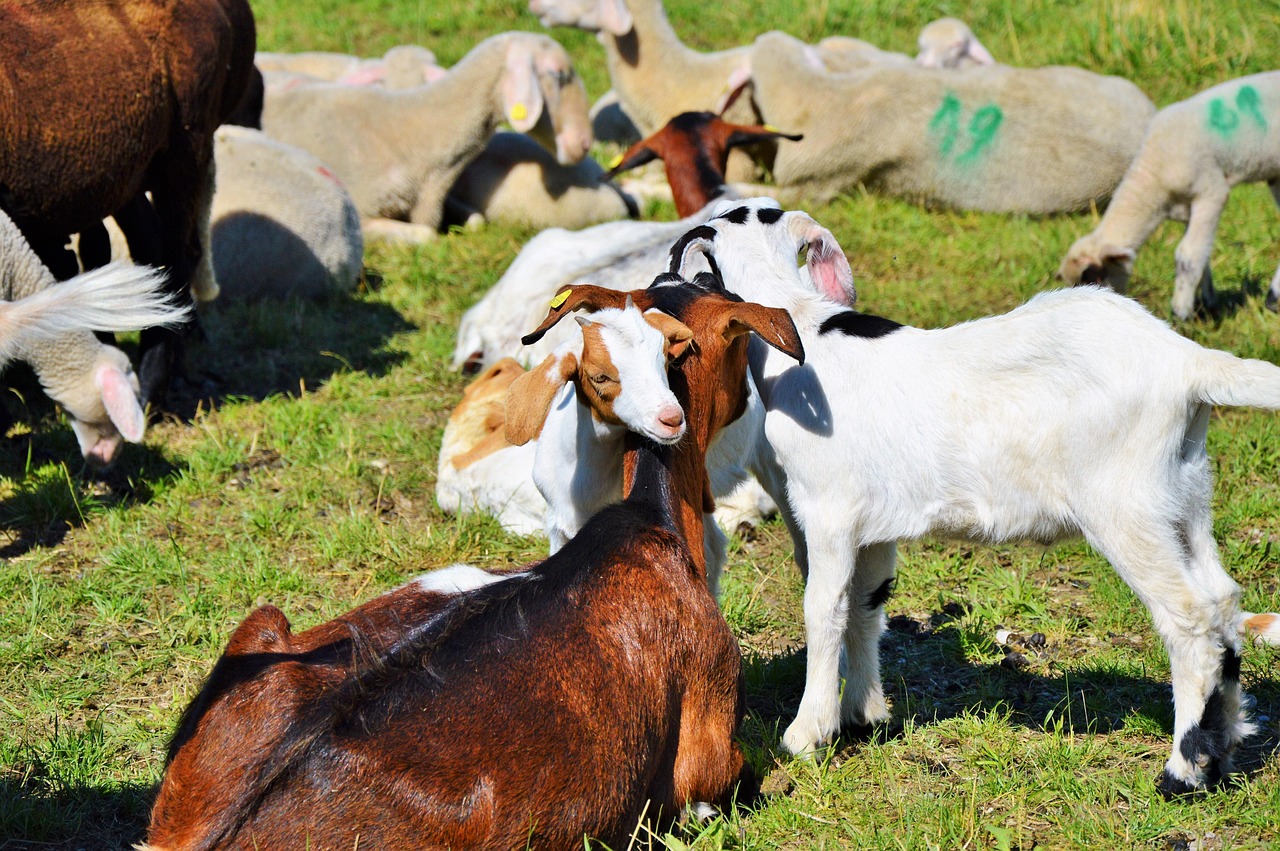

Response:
(672, 658), (755, 813)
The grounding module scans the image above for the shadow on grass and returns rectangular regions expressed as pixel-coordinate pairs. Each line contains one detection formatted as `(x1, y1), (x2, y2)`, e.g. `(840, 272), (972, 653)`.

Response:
(743, 606), (1280, 780)
(0, 776), (153, 850)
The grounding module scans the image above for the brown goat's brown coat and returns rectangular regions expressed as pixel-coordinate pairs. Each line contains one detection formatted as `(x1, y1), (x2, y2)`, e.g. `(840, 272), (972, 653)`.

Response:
(0, 0), (256, 403)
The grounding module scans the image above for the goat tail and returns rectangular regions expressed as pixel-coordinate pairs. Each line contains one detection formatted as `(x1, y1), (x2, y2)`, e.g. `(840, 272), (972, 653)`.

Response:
(1242, 612), (1280, 647)
(1191, 349), (1280, 411)
(0, 262), (191, 364)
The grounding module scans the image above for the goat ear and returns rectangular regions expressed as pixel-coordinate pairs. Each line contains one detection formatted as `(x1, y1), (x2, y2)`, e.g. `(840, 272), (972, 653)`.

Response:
(667, 224), (717, 277)
(97, 362), (146, 443)
(503, 41), (545, 132)
(721, 302), (805, 364)
(724, 124), (803, 149)
(784, 212), (855, 306)
(504, 351), (578, 446)
(602, 143), (660, 180)
(597, 0), (634, 36)
(521, 284), (639, 346)
(643, 310), (695, 359)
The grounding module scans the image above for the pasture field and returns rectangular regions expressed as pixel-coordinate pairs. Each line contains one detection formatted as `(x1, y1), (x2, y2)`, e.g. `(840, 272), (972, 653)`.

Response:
(3, 0), (1280, 848)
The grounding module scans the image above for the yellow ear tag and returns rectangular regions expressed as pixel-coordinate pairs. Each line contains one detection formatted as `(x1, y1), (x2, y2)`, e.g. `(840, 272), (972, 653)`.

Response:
(510, 103), (528, 123)
(763, 124), (781, 132)
(608, 153), (623, 169)
(550, 289), (571, 308)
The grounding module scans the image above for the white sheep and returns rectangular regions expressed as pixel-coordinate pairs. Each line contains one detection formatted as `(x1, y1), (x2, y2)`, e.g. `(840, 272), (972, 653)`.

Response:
(743, 30), (1155, 213)
(0, 209), (188, 465)
(915, 18), (996, 69)
(209, 126), (364, 300)
(1059, 71), (1280, 320)
(254, 46), (445, 87)
(676, 195), (1280, 796)
(445, 132), (637, 231)
(260, 32), (593, 244)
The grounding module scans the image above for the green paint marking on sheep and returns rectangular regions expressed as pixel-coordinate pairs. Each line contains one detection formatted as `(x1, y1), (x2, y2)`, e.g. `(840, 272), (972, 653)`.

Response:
(1209, 87), (1266, 138)
(930, 94), (1003, 167)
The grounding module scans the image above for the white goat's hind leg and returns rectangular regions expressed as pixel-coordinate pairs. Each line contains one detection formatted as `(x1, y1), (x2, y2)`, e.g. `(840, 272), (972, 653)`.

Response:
(1266, 180), (1280, 312)
(783, 523), (855, 755)
(1171, 183), (1228, 319)
(839, 541), (896, 728)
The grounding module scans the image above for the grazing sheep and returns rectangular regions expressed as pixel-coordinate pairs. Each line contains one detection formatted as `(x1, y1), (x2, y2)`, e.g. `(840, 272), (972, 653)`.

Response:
(1059, 72), (1280, 320)
(602, 110), (802, 217)
(678, 195), (1280, 796)
(210, 126), (364, 300)
(144, 282), (801, 850)
(0, 210), (188, 466)
(261, 32), (593, 244)
(0, 0), (256, 408)
(743, 30), (1154, 212)
(446, 132), (638, 231)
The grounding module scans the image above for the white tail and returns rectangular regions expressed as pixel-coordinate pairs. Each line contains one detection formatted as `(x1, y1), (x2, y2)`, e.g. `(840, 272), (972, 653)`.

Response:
(0, 262), (190, 366)
(1194, 349), (1280, 410)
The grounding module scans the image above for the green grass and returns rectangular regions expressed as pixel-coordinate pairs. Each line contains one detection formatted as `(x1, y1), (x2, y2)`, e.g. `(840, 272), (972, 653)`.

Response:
(4, 0), (1280, 848)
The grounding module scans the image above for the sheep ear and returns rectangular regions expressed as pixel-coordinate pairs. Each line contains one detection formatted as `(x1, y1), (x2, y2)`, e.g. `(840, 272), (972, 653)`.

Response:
(965, 36), (996, 66)
(784, 212), (855, 306)
(602, 143), (660, 180)
(504, 351), (578, 445)
(724, 124), (803, 149)
(721, 302), (805, 364)
(521, 284), (638, 346)
(715, 59), (753, 114)
(597, 0), (633, 36)
(97, 362), (146, 443)
(503, 41), (544, 132)
(643, 310), (695, 360)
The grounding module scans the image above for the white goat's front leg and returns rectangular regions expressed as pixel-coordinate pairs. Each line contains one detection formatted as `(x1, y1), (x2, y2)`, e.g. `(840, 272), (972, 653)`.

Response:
(783, 520), (855, 755)
(1266, 180), (1280, 312)
(703, 515), (727, 599)
(1171, 182), (1229, 319)
(840, 541), (896, 728)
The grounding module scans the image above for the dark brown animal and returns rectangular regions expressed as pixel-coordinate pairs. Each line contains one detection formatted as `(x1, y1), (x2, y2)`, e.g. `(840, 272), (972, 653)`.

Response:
(145, 277), (803, 850)
(602, 111), (801, 217)
(0, 0), (256, 407)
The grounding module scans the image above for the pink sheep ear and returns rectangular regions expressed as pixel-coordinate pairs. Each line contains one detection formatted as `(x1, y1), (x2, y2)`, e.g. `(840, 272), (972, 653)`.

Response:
(503, 42), (545, 132)
(966, 37), (996, 66)
(785, 212), (855, 306)
(598, 0), (633, 36)
(97, 363), (147, 443)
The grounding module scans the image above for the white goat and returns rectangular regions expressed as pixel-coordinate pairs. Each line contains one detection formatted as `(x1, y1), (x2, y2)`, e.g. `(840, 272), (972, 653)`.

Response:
(1059, 71), (1280, 321)
(261, 32), (592, 244)
(677, 196), (1280, 796)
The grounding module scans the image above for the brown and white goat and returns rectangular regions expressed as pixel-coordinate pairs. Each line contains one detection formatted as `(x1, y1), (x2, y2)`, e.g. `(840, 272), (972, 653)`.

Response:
(602, 111), (802, 217)
(144, 278), (804, 850)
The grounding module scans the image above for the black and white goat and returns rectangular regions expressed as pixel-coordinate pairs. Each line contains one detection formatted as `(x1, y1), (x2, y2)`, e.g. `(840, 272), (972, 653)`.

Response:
(672, 196), (1280, 796)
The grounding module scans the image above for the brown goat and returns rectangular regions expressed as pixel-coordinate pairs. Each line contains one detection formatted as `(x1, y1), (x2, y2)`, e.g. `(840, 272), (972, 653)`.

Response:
(602, 112), (802, 217)
(0, 0), (256, 407)
(145, 275), (804, 850)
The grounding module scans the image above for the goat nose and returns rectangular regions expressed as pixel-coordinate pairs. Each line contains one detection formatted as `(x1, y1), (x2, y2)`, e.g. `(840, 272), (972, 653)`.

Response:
(658, 406), (684, 429)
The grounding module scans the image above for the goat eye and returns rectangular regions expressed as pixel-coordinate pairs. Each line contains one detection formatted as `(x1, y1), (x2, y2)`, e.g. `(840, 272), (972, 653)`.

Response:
(591, 373), (615, 385)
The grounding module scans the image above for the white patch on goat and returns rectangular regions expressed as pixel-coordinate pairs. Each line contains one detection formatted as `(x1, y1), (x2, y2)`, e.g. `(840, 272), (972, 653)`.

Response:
(412, 563), (515, 595)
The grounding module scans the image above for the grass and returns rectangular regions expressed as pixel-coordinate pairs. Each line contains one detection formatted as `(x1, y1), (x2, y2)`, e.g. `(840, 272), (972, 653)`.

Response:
(3, 0), (1280, 848)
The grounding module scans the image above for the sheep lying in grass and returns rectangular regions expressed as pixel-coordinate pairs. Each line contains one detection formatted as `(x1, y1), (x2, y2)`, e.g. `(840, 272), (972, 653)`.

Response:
(813, 18), (993, 73)
(261, 32), (593, 244)
(743, 30), (1154, 212)
(255, 46), (445, 87)
(680, 195), (1280, 796)
(1059, 71), (1280, 320)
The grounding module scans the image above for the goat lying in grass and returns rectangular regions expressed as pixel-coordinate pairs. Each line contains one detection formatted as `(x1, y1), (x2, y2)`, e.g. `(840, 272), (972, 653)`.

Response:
(145, 277), (802, 849)
(675, 196), (1280, 796)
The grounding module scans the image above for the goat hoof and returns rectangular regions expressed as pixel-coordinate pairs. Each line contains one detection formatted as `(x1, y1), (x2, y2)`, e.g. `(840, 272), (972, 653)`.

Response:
(1155, 769), (1206, 801)
(1266, 291), (1280, 313)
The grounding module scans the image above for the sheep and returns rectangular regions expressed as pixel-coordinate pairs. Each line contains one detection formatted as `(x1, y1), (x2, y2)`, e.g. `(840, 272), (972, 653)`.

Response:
(0, 210), (189, 466)
(0, 0), (256, 409)
(809, 18), (994, 73)
(436, 358), (547, 536)
(445, 132), (638, 231)
(528, 0), (766, 182)
(260, 32), (593, 244)
(143, 281), (804, 850)
(209, 126), (364, 300)
(255, 46), (446, 88)
(1058, 71), (1280, 321)
(673, 195), (1280, 796)
(602, 110), (802, 217)
(741, 30), (1154, 213)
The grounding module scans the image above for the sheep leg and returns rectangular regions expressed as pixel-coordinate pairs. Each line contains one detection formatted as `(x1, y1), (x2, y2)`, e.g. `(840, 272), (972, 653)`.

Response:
(361, 217), (439, 245)
(783, 522), (855, 755)
(839, 541), (896, 728)
(1265, 180), (1280, 312)
(1171, 184), (1228, 320)
(1086, 506), (1245, 795)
